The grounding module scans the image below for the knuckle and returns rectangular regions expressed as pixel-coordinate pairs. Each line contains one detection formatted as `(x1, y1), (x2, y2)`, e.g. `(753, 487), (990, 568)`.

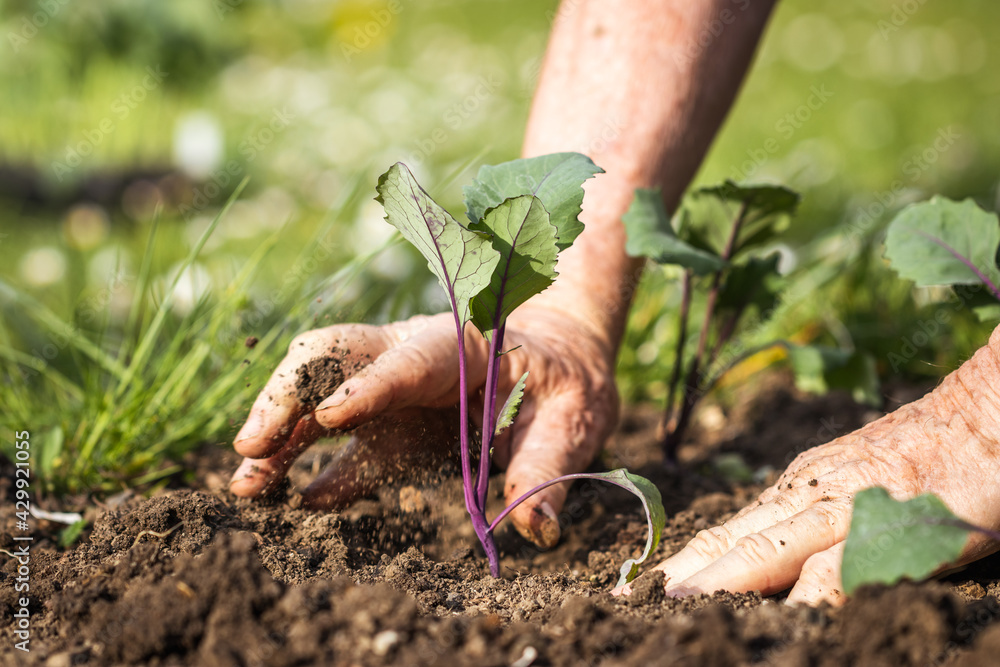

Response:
(801, 548), (838, 578)
(732, 533), (780, 568)
(688, 526), (735, 562)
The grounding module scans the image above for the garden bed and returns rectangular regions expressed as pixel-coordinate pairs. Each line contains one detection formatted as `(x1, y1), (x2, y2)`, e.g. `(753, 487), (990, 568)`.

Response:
(4, 376), (1000, 667)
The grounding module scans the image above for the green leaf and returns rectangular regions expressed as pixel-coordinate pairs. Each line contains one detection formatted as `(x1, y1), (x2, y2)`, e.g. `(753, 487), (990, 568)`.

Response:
(825, 351), (882, 407)
(463, 153), (603, 250)
(842, 487), (969, 595)
(495, 371), (528, 436)
(469, 195), (559, 335)
(376, 163), (501, 323)
(974, 303), (1000, 322)
(680, 181), (800, 255)
(785, 344), (880, 406)
(58, 518), (87, 548)
(573, 469), (666, 587)
(884, 196), (1000, 291)
(717, 253), (782, 313)
(622, 188), (728, 275)
(696, 181), (800, 219)
(38, 426), (65, 478)
(604, 470), (665, 587)
(490, 468), (665, 588)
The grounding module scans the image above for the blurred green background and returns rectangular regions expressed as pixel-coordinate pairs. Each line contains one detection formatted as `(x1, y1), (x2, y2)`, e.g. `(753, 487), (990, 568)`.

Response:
(2, 0), (998, 493)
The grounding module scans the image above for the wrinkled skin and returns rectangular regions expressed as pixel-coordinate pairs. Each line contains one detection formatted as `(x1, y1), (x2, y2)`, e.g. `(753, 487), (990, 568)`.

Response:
(231, 307), (617, 548)
(614, 331), (1000, 605)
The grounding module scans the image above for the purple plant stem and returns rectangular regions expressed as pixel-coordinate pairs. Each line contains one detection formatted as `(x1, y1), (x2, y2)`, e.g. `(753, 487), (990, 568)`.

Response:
(476, 324), (506, 507)
(487, 473), (595, 534)
(453, 316), (502, 576)
(914, 230), (1000, 301)
(945, 518), (1000, 543)
(662, 203), (748, 461)
(452, 317), (481, 517)
(661, 271), (692, 437)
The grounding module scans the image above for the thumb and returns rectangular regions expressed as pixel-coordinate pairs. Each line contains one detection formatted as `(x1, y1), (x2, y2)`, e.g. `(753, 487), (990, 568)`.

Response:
(502, 393), (604, 549)
(314, 321), (485, 430)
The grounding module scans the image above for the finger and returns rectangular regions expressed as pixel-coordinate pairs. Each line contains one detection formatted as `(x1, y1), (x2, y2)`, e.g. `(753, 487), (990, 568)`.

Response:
(314, 324), (486, 430)
(234, 325), (388, 458)
(786, 542), (847, 607)
(663, 498), (851, 597)
(650, 483), (823, 586)
(501, 393), (604, 549)
(230, 414), (329, 496)
(302, 407), (458, 509)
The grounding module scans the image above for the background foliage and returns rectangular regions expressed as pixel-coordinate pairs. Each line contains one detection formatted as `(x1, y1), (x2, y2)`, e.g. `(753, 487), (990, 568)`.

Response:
(2, 0), (999, 492)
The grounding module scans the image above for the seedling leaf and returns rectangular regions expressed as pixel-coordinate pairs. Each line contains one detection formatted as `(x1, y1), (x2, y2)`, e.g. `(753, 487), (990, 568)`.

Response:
(841, 487), (968, 595)
(495, 371), (528, 436)
(697, 181), (800, 219)
(469, 195), (559, 335)
(681, 181), (800, 255)
(463, 153), (602, 250)
(488, 468), (665, 588)
(884, 196), (1000, 297)
(59, 519), (87, 548)
(377, 163), (501, 323)
(717, 253), (782, 312)
(588, 469), (666, 587)
(623, 188), (728, 275)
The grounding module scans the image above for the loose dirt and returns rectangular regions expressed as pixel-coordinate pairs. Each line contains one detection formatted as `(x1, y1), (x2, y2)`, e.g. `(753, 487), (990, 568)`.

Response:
(4, 374), (1000, 666)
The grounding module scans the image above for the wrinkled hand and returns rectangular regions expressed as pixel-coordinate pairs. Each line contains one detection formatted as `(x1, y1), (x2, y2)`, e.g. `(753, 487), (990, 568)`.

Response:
(230, 307), (617, 548)
(616, 339), (1000, 605)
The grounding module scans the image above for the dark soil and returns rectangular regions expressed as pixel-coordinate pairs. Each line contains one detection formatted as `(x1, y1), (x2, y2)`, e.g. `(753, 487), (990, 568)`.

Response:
(295, 355), (347, 411)
(5, 374), (1000, 666)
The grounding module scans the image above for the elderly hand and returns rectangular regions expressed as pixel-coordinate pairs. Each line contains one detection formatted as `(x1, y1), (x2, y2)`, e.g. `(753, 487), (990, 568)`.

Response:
(230, 306), (617, 548)
(616, 328), (1000, 605)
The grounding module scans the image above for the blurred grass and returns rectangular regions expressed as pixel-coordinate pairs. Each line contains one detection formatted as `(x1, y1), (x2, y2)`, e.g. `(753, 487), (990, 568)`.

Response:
(2, 0), (999, 492)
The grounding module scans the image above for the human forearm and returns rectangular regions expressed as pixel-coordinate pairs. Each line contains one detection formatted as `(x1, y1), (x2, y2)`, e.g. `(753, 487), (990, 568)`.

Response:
(517, 0), (778, 355)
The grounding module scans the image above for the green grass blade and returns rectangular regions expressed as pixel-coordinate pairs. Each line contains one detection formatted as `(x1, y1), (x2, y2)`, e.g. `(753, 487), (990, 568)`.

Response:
(112, 178), (249, 401)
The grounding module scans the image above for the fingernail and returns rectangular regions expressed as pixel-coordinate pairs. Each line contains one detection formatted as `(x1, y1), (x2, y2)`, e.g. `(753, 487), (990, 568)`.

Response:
(610, 583), (631, 597)
(316, 383), (353, 413)
(235, 413), (262, 443)
(535, 501), (560, 549)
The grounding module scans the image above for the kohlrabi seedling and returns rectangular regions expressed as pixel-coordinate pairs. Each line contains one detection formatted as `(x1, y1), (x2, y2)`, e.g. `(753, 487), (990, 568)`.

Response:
(884, 195), (1000, 315)
(375, 153), (664, 585)
(623, 182), (879, 463)
(840, 195), (1000, 595)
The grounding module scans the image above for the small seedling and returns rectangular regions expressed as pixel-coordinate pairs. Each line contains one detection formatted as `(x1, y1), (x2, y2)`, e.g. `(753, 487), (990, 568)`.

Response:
(884, 195), (1000, 314)
(623, 182), (878, 463)
(841, 195), (1000, 594)
(375, 154), (665, 585)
